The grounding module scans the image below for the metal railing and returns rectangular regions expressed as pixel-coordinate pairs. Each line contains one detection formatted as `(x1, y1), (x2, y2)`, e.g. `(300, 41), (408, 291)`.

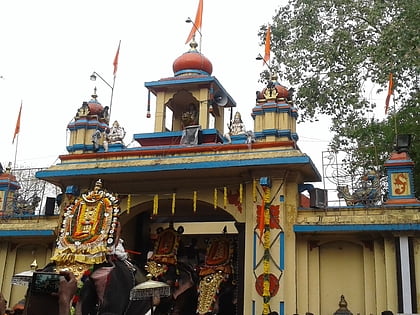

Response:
(0, 167), (61, 220)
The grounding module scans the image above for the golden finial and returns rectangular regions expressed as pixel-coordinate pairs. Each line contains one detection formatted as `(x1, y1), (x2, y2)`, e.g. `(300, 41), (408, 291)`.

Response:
(189, 38), (199, 52)
(91, 87), (98, 100)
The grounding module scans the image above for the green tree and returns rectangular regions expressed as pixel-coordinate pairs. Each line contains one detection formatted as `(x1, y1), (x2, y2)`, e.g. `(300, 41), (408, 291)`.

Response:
(329, 104), (419, 198)
(264, 0), (419, 196)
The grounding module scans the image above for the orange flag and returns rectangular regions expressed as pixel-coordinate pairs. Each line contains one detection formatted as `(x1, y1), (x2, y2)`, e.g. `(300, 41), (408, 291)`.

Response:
(385, 72), (393, 114)
(185, 0), (203, 44)
(263, 26), (271, 63)
(12, 102), (22, 144)
(113, 40), (121, 76)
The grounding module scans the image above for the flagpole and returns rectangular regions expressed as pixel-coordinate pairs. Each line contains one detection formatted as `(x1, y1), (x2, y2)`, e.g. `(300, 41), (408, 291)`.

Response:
(13, 134), (19, 170)
(110, 40), (121, 122)
(12, 101), (22, 169)
(186, 17), (202, 52)
(393, 94), (398, 136)
(109, 74), (116, 122)
(185, 0), (203, 51)
(256, 25), (272, 80)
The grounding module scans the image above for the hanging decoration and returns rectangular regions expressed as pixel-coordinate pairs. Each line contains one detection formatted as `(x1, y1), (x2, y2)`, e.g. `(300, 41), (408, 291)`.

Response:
(153, 194), (159, 215)
(223, 187), (227, 208)
(214, 188), (218, 209)
(127, 194), (131, 214)
(253, 178), (257, 202)
(239, 183), (243, 204)
(193, 191), (197, 213)
(171, 193), (176, 215)
(146, 90), (151, 118)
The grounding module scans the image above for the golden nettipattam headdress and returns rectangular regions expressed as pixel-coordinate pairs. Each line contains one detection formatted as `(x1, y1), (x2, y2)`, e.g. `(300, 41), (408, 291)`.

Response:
(51, 179), (120, 278)
(197, 235), (234, 315)
(145, 223), (183, 279)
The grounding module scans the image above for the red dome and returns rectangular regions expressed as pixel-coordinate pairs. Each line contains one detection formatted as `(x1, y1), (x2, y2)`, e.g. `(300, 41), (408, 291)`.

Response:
(87, 98), (104, 115)
(173, 41), (213, 76)
(258, 81), (290, 101)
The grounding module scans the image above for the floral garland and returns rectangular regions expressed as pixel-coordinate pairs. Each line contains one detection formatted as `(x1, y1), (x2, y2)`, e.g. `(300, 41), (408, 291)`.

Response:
(262, 185), (271, 315)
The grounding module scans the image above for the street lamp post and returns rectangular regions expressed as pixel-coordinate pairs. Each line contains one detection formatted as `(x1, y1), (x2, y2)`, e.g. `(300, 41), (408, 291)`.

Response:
(186, 17), (202, 52)
(90, 71), (115, 121)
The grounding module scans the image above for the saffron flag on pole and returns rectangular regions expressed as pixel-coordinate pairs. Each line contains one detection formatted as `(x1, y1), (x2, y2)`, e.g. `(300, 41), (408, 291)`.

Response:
(12, 102), (22, 144)
(185, 0), (203, 44)
(113, 40), (121, 76)
(385, 72), (393, 114)
(263, 25), (271, 63)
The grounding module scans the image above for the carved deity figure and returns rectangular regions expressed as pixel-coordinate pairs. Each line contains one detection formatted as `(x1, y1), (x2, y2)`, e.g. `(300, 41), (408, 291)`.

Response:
(92, 129), (102, 152)
(106, 120), (126, 145)
(181, 104), (199, 128)
(228, 112), (246, 136)
(225, 112), (255, 144)
(76, 101), (90, 118)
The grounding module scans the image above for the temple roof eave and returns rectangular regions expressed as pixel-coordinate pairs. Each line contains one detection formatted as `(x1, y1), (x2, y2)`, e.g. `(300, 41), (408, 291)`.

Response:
(36, 150), (321, 192)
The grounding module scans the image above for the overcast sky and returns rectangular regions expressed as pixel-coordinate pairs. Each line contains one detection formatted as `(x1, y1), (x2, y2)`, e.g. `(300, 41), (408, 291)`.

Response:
(0, 0), (337, 186)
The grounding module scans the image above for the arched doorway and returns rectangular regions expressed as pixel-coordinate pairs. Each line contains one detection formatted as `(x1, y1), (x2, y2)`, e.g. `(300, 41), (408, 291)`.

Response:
(119, 198), (244, 314)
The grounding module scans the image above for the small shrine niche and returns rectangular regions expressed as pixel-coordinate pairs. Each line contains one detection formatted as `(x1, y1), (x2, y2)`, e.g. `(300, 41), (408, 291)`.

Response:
(165, 90), (200, 132)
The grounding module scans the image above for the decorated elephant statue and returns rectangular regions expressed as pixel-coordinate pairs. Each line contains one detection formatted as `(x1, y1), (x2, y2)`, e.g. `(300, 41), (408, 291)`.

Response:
(337, 170), (381, 206)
